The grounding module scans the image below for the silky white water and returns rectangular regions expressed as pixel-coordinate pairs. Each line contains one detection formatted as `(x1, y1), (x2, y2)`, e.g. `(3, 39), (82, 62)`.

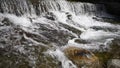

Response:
(0, 0), (120, 68)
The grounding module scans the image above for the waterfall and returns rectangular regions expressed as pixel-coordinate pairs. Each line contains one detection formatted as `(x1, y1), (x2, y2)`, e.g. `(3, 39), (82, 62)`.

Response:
(0, 0), (120, 68)
(0, 0), (107, 16)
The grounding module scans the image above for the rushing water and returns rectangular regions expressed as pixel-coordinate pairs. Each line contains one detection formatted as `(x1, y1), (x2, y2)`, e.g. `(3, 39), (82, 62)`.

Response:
(0, 0), (120, 68)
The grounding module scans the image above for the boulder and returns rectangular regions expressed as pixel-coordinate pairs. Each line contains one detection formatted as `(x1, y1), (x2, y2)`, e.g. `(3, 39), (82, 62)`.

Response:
(63, 46), (101, 68)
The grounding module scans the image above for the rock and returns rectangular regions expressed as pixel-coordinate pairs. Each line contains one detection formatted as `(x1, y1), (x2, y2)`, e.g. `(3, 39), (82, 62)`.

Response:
(1, 18), (13, 26)
(109, 39), (120, 59)
(74, 38), (89, 44)
(107, 59), (120, 68)
(44, 12), (56, 21)
(105, 3), (120, 16)
(59, 23), (82, 36)
(90, 26), (119, 32)
(66, 12), (72, 20)
(64, 46), (101, 68)
(94, 38), (120, 68)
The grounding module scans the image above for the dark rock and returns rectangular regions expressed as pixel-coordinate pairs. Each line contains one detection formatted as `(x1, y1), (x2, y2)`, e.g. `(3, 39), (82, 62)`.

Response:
(104, 3), (120, 16)
(66, 12), (72, 20)
(74, 38), (89, 44)
(41, 29), (75, 46)
(0, 45), (60, 68)
(90, 26), (119, 32)
(109, 39), (120, 59)
(59, 23), (82, 36)
(44, 12), (56, 21)
(1, 18), (13, 26)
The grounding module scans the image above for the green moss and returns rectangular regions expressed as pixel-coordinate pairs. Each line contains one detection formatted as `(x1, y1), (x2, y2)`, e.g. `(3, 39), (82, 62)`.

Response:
(94, 52), (113, 68)
(94, 40), (120, 68)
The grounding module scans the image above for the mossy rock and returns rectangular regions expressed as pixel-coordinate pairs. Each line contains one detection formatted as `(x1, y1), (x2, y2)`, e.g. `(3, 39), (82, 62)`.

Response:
(64, 46), (101, 68)
(94, 39), (120, 68)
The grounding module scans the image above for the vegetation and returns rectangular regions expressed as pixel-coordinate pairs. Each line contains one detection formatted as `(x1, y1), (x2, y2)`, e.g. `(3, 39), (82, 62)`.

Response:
(94, 39), (120, 68)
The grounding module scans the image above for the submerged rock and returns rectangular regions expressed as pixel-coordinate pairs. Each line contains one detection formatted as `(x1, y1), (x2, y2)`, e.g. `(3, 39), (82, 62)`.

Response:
(63, 46), (101, 68)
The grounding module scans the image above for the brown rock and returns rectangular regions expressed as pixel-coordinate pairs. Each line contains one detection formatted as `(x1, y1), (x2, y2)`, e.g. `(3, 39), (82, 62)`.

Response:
(64, 46), (101, 68)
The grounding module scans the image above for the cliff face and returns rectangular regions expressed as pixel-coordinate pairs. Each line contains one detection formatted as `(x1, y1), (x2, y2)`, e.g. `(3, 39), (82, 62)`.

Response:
(104, 3), (120, 16)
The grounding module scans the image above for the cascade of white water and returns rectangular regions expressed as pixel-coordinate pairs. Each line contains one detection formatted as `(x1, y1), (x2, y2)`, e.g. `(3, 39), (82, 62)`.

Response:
(0, 0), (36, 15)
(0, 0), (107, 16)
(0, 0), (120, 68)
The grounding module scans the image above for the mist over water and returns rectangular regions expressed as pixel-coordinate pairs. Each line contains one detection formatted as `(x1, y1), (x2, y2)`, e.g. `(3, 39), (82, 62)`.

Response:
(0, 0), (120, 68)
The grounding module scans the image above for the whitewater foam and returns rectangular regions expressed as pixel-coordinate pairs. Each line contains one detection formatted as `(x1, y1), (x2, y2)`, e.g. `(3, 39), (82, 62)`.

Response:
(45, 48), (77, 68)
(0, 0), (120, 67)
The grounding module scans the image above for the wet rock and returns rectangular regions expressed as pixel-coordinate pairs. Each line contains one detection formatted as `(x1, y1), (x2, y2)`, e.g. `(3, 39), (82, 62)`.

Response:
(37, 23), (76, 45)
(41, 29), (75, 46)
(1, 18), (13, 26)
(109, 39), (120, 59)
(59, 23), (82, 36)
(92, 16), (104, 21)
(90, 26), (119, 32)
(74, 38), (89, 44)
(0, 45), (60, 68)
(94, 39), (120, 68)
(64, 46), (101, 68)
(107, 59), (120, 68)
(94, 52), (113, 68)
(44, 12), (56, 21)
(66, 12), (72, 20)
